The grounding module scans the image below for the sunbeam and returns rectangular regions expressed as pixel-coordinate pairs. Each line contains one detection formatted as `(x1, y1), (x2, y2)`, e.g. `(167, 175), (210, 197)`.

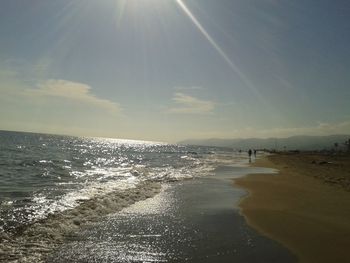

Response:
(175, 0), (260, 94)
(115, 0), (128, 27)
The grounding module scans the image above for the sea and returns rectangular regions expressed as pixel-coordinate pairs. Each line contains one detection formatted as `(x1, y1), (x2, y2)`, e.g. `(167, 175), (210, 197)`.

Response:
(0, 130), (250, 262)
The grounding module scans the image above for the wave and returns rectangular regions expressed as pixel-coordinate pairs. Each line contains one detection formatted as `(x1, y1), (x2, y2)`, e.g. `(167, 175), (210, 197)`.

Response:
(0, 181), (161, 263)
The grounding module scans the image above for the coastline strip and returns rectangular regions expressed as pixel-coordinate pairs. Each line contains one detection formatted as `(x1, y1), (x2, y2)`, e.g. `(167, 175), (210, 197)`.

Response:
(235, 154), (350, 263)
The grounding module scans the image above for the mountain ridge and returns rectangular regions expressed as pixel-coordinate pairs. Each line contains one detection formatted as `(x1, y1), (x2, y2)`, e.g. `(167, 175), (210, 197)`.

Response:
(178, 134), (350, 151)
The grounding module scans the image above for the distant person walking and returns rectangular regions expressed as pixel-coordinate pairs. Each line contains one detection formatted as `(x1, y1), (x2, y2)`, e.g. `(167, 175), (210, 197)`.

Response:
(248, 149), (252, 162)
(254, 149), (257, 158)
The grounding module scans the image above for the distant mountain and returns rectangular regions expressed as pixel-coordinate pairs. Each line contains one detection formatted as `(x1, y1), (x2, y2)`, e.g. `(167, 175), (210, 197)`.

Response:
(178, 135), (350, 151)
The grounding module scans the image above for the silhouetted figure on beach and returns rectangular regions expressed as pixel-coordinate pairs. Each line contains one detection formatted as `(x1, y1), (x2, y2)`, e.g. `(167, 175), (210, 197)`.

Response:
(248, 149), (252, 162)
(254, 149), (257, 157)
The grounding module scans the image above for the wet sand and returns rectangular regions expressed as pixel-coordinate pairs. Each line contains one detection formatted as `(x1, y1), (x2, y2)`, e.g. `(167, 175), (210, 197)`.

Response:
(47, 165), (295, 262)
(235, 153), (350, 263)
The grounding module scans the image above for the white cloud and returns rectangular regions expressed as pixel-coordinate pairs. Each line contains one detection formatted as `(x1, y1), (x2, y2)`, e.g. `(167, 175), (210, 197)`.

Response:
(26, 79), (121, 114)
(168, 92), (215, 114)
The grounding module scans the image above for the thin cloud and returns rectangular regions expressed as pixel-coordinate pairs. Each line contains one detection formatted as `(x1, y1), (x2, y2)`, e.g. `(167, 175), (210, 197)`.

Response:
(225, 121), (350, 139)
(174, 86), (203, 91)
(168, 92), (215, 114)
(26, 79), (120, 114)
(189, 121), (350, 140)
(258, 121), (350, 137)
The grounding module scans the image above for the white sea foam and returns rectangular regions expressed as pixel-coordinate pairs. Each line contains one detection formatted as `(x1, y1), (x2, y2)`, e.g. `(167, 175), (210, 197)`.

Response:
(0, 182), (162, 263)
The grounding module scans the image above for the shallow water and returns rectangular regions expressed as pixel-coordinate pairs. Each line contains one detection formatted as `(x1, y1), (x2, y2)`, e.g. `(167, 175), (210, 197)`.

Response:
(0, 131), (230, 233)
(0, 130), (252, 262)
(47, 166), (295, 263)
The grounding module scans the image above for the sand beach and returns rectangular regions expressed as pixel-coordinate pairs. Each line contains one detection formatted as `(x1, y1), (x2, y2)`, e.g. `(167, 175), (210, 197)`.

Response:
(235, 152), (350, 263)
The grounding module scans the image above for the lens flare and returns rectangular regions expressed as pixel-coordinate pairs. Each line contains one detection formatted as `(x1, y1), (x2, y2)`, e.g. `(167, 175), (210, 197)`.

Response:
(175, 0), (262, 98)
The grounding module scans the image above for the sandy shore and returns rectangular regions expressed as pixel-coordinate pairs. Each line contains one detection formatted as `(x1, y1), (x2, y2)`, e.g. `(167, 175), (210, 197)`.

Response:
(235, 153), (350, 263)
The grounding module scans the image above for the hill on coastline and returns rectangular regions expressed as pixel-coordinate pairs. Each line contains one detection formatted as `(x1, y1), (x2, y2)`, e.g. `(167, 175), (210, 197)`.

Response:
(179, 135), (350, 151)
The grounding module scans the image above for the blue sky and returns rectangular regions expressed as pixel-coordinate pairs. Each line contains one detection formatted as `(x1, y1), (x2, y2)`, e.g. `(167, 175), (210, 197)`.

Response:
(1, 0), (349, 142)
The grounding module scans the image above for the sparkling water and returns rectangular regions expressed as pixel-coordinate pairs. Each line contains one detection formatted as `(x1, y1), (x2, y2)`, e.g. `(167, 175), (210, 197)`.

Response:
(0, 130), (236, 234)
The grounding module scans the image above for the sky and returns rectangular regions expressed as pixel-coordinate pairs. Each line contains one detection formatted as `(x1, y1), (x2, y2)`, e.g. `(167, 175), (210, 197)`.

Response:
(0, 0), (349, 142)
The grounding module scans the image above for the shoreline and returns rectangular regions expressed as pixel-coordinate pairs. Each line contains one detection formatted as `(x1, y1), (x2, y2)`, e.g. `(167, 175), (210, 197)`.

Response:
(47, 163), (295, 262)
(235, 153), (350, 263)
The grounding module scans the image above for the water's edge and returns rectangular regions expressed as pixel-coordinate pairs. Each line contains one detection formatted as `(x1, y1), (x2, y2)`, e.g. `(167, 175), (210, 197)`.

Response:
(48, 163), (296, 262)
(0, 182), (161, 262)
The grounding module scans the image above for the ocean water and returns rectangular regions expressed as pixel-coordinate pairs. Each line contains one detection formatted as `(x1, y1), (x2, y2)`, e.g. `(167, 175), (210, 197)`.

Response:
(0, 130), (248, 261)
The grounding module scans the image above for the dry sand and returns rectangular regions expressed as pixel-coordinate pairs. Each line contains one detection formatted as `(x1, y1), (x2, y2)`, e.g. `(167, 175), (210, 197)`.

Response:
(235, 153), (350, 263)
